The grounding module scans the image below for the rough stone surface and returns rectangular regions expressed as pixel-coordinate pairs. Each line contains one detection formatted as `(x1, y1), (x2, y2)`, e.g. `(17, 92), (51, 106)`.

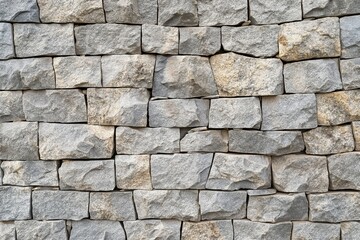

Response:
(247, 193), (308, 222)
(0, 23), (14, 59)
(233, 220), (292, 240)
(199, 191), (247, 220)
(309, 192), (360, 222)
(88, 88), (149, 126)
(14, 24), (75, 57)
(328, 152), (360, 190)
(39, 123), (114, 160)
(0, 122), (38, 161)
(229, 130), (304, 156)
(104, 0), (157, 24)
(0, 58), (55, 90)
(70, 220), (125, 240)
(247, 189), (277, 196)
(182, 221), (233, 240)
(279, 18), (341, 61)
(124, 220), (181, 240)
(142, 25), (178, 55)
(153, 56), (218, 98)
(158, 0), (198, 26)
(222, 25), (279, 57)
(292, 222), (340, 240)
(89, 192), (136, 221)
(116, 127), (179, 154)
(181, 130), (228, 152)
(209, 97), (261, 129)
(303, 0), (360, 18)
(179, 27), (221, 56)
(23, 90), (87, 123)
(151, 153), (213, 189)
(1, 161), (58, 186)
(341, 58), (360, 90)
(206, 153), (271, 190)
(0, 222), (15, 240)
(341, 222), (360, 240)
(0, 186), (31, 221)
(15, 220), (67, 240)
(0, 91), (24, 122)
(250, 0), (302, 24)
(352, 121), (360, 150)
(102, 55), (154, 88)
(134, 190), (199, 221)
(284, 59), (342, 93)
(304, 125), (354, 155)
(32, 190), (89, 220)
(198, 0), (247, 26)
(75, 24), (141, 55)
(0, 0), (39, 22)
(38, 0), (105, 23)
(59, 160), (115, 191)
(210, 53), (283, 96)
(149, 99), (209, 127)
(272, 154), (329, 192)
(54, 56), (102, 88)
(262, 94), (317, 130)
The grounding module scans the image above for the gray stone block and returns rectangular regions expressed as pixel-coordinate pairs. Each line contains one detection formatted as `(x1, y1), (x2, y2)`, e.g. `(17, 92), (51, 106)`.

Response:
(233, 220), (292, 240)
(181, 130), (228, 153)
(303, 0), (360, 18)
(158, 0), (198, 26)
(15, 220), (67, 240)
(142, 24), (178, 54)
(0, 23), (14, 59)
(341, 222), (360, 240)
(341, 58), (360, 90)
(124, 220), (180, 240)
(0, 91), (24, 122)
(352, 121), (360, 150)
(292, 222), (340, 240)
(0, 186), (31, 221)
(182, 221), (233, 240)
(70, 220), (125, 240)
(0, 0), (39, 22)
(0, 222), (15, 240)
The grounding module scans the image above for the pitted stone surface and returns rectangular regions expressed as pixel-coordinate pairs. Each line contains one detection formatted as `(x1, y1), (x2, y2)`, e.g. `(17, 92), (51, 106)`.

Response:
(124, 220), (181, 240)
(0, 91), (24, 122)
(15, 220), (67, 240)
(0, 23), (14, 59)
(0, 222), (15, 240)
(142, 25), (178, 55)
(292, 222), (340, 240)
(0, 0), (39, 22)
(340, 16), (360, 59)
(182, 221), (233, 240)
(233, 220), (292, 240)
(303, 0), (360, 18)
(70, 220), (126, 240)
(181, 130), (228, 152)
(341, 222), (360, 240)
(341, 58), (360, 90)
(158, 0), (198, 26)
(0, 186), (31, 221)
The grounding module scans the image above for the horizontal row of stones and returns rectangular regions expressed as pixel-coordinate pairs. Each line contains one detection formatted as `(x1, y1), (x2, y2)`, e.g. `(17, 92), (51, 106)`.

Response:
(1, 220), (358, 240)
(1, 16), (360, 60)
(3, 186), (360, 224)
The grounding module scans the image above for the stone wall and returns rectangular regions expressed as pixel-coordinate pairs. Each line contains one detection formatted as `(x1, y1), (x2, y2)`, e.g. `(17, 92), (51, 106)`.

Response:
(1, 0), (360, 239)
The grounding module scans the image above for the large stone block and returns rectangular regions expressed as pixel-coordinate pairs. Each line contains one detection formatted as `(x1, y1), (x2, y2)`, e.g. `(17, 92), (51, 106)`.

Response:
(149, 99), (209, 127)
(102, 55), (155, 88)
(303, 125), (354, 155)
(206, 153), (271, 190)
(0, 186), (31, 221)
(88, 88), (149, 126)
(0, 23), (14, 59)
(210, 52), (283, 96)
(229, 130), (304, 156)
(0, 122), (38, 160)
(279, 18), (341, 61)
(70, 220), (125, 240)
(39, 123), (114, 160)
(303, 0), (360, 17)
(15, 220), (67, 240)
(233, 220), (292, 240)
(38, 0), (105, 23)
(116, 127), (180, 154)
(0, 58), (55, 90)
(0, 0), (39, 22)
(134, 190), (199, 221)
(53, 56), (101, 88)
(262, 94), (317, 130)
(284, 59), (342, 93)
(272, 154), (329, 192)
(59, 160), (115, 191)
(142, 24), (178, 55)
(23, 90), (87, 123)
(209, 97), (261, 129)
(151, 153), (213, 189)
(32, 190), (89, 220)
(182, 221), (233, 240)
(2, 161), (58, 186)
(0, 222), (15, 240)
(341, 58), (360, 90)
(158, 0), (198, 26)
(124, 220), (181, 240)
(0, 91), (24, 122)
(341, 222), (360, 240)
(247, 193), (308, 222)
(153, 56), (217, 98)
(181, 130), (228, 152)
(292, 222), (340, 240)
(199, 191), (247, 220)
(222, 25), (279, 57)
(75, 24), (141, 55)
(14, 24), (75, 57)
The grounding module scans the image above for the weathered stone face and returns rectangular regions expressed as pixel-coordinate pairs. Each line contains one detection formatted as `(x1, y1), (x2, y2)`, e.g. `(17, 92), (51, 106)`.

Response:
(279, 18), (341, 61)
(303, 0), (360, 18)
(341, 222), (360, 240)
(0, 91), (24, 122)
(340, 16), (360, 59)
(181, 130), (228, 152)
(124, 220), (181, 240)
(70, 220), (126, 240)
(15, 220), (67, 240)
(341, 58), (360, 90)
(0, 186), (31, 221)
(352, 121), (360, 150)
(233, 220), (292, 240)
(0, 0), (39, 22)
(247, 189), (277, 196)
(210, 52), (283, 96)
(158, 0), (198, 26)
(292, 222), (340, 240)
(182, 221), (233, 240)
(0, 222), (15, 240)
(142, 25), (178, 55)
(0, 23), (14, 59)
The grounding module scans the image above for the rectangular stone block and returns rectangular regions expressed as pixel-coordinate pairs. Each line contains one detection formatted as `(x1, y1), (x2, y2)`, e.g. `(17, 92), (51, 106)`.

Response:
(0, 58), (55, 90)
(292, 222), (340, 240)
(116, 127), (180, 154)
(158, 0), (198, 26)
(341, 222), (360, 240)
(1, 161), (58, 186)
(0, 23), (14, 59)
(182, 221), (233, 240)
(0, 122), (38, 160)
(70, 220), (125, 240)
(75, 24), (141, 55)
(0, 222), (15, 240)
(142, 25), (178, 55)
(0, 186), (31, 221)
(88, 88), (149, 126)
(14, 24), (75, 57)
(23, 90), (87, 123)
(303, 0), (360, 18)
(59, 160), (115, 191)
(341, 58), (360, 90)
(0, 0), (39, 22)
(39, 123), (114, 160)
(124, 220), (180, 240)
(15, 220), (67, 240)
(233, 220), (292, 240)
(149, 99), (209, 127)
(54, 56), (101, 88)
(0, 91), (24, 122)
(180, 130), (228, 153)
(32, 190), (89, 220)
(134, 190), (199, 221)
